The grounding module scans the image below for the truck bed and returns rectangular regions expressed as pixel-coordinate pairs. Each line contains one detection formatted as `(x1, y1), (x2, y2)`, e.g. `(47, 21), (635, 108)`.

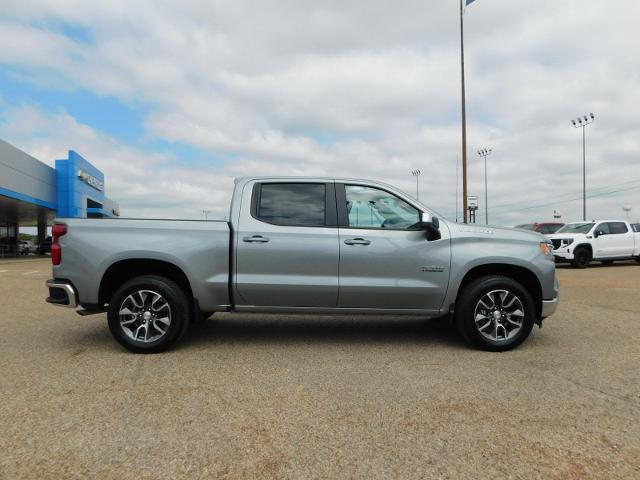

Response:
(52, 218), (231, 311)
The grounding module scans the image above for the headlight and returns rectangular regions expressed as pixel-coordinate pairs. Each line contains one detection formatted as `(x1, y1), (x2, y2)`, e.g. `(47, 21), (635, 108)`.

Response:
(539, 242), (553, 255)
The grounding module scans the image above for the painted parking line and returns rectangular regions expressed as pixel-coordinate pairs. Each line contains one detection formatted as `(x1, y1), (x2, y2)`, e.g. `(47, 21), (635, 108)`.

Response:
(0, 269), (8, 273)
(22, 271), (40, 275)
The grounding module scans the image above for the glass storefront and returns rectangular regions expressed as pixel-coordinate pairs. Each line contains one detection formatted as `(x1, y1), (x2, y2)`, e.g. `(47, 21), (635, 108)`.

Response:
(0, 221), (17, 256)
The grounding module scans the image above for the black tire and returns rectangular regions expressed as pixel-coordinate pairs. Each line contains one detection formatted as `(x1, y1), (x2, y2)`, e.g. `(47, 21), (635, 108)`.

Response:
(107, 275), (191, 353)
(571, 247), (591, 269)
(455, 275), (535, 352)
(601, 260), (614, 265)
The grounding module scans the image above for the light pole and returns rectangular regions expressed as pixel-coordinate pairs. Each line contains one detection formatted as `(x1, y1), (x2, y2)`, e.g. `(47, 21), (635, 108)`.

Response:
(477, 148), (492, 224)
(459, 0), (479, 223)
(203, 209), (212, 220)
(411, 169), (421, 200)
(571, 113), (595, 221)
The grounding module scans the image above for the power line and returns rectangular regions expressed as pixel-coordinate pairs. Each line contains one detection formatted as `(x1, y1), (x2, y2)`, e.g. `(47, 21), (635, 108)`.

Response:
(436, 181), (640, 219)
(471, 178), (640, 213)
(484, 184), (640, 215)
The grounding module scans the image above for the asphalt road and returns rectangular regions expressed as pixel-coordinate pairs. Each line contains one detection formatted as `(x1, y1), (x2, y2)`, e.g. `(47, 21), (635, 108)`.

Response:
(1, 257), (639, 479)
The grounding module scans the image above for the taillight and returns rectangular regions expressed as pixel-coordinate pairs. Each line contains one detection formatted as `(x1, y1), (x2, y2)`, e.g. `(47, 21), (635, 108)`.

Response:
(51, 223), (67, 265)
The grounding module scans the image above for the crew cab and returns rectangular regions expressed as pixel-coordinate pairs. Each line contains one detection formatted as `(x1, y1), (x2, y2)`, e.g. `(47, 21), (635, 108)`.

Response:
(549, 220), (640, 268)
(46, 177), (559, 353)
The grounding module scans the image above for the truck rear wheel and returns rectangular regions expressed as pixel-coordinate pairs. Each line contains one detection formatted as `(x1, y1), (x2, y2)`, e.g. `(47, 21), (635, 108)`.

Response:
(571, 247), (591, 268)
(107, 275), (190, 353)
(456, 275), (535, 352)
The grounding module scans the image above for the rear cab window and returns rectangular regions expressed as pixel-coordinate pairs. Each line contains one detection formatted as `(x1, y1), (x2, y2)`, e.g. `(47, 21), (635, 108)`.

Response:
(606, 222), (628, 234)
(252, 182), (336, 227)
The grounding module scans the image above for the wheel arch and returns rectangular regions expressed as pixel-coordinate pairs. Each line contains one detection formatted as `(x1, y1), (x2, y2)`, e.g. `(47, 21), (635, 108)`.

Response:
(573, 243), (593, 256)
(99, 259), (194, 306)
(454, 263), (543, 319)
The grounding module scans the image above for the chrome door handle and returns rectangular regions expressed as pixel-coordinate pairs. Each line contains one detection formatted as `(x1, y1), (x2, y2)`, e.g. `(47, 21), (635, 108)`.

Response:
(344, 238), (371, 246)
(243, 235), (270, 243)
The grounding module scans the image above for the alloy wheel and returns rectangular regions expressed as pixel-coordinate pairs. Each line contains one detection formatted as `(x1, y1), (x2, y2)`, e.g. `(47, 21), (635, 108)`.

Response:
(118, 290), (172, 343)
(473, 289), (525, 342)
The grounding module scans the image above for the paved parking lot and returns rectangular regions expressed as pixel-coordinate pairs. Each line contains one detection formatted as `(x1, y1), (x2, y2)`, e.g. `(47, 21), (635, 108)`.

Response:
(1, 257), (639, 479)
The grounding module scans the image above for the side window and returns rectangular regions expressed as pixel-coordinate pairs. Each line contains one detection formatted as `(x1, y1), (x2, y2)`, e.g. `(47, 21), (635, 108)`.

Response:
(344, 185), (419, 229)
(607, 222), (628, 234)
(256, 183), (326, 226)
(596, 223), (610, 235)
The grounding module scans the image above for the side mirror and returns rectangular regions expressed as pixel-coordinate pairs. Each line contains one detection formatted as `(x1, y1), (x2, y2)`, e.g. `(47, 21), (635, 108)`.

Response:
(420, 212), (441, 240)
(594, 230), (604, 238)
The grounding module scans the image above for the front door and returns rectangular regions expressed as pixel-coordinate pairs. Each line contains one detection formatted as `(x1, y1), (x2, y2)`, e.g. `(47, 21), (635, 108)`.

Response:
(336, 183), (451, 312)
(234, 181), (340, 307)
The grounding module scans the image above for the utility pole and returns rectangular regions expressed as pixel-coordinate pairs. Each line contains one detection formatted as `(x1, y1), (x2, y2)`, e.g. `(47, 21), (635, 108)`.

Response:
(571, 113), (595, 221)
(455, 155), (459, 222)
(477, 148), (492, 224)
(411, 170), (421, 200)
(460, 0), (468, 223)
(202, 209), (212, 220)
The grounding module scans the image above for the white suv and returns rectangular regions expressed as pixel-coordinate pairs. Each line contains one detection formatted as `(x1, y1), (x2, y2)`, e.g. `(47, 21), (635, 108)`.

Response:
(549, 220), (640, 268)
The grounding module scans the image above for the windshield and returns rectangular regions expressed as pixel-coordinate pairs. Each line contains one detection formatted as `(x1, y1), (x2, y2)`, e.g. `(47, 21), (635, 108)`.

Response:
(556, 222), (594, 234)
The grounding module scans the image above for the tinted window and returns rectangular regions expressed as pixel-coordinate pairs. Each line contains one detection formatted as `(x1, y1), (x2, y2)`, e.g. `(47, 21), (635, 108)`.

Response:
(345, 185), (419, 229)
(546, 224), (564, 233)
(607, 222), (628, 234)
(257, 183), (326, 226)
(515, 224), (534, 230)
(557, 222), (594, 234)
(595, 223), (610, 235)
(632, 224), (640, 232)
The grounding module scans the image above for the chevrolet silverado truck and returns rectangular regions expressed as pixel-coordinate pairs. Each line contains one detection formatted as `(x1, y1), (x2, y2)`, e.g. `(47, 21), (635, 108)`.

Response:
(549, 220), (640, 268)
(46, 177), (559, 353)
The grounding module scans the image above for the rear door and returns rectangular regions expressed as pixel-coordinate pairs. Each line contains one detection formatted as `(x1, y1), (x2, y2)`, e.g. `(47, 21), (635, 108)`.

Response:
(604, 222), (634, 257)
(234, 181), (340, 307)
(335, 183), (450, 312)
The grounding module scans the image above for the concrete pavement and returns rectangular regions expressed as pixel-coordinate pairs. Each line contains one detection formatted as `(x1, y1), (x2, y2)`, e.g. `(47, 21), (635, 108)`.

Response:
(1, 258), (638, 479)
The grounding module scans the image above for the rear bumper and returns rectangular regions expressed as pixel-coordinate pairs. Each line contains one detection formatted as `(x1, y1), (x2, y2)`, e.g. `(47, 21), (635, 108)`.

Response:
(46, 280), (78, 308)
(541, 296), (559, 318)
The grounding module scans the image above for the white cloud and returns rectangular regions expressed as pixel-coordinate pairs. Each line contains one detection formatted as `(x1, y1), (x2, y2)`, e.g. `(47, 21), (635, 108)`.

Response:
(1, 0), (639, 223)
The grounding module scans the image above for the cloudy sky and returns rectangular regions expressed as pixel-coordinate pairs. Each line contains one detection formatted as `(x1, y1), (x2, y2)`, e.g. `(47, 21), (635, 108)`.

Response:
(1, 0), (639, 224)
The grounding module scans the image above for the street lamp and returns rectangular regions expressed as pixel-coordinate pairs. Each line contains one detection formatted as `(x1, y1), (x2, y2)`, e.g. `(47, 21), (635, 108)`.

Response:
(411, 169), (421, 200)
(203, 209), (212, 220)
(571, 113), (595, 221)
(477, 148), (492, 224)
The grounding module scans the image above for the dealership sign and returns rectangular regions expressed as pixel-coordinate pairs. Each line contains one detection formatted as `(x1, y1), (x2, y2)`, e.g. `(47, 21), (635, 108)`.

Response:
(77, 169), (104, 191)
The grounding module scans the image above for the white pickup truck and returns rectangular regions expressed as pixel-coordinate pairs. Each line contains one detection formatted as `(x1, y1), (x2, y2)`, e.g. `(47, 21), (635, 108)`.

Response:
(549, 220), (640, 268)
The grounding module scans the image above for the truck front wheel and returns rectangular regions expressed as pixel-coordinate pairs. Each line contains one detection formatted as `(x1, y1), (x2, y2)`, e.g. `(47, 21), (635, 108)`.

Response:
(456, 276), (535, 352)
(107, 275), (191, 353)
(571, 247), (591, 268)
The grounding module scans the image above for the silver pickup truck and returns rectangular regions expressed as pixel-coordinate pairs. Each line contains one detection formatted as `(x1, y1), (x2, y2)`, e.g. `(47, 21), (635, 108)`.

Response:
(46, 177), (559, 353)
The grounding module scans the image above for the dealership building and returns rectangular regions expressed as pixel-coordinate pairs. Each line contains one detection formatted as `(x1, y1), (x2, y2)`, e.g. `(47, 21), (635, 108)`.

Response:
(0, 139), (119, 255)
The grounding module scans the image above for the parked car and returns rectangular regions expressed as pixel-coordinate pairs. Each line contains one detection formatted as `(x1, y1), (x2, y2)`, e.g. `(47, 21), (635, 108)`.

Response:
(515, 222), (565, 235)
(19, 240), (37, 255)
(46, 177), (559, 353)
(549, 220), (640, 268)
(37, 237), (52, 255)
